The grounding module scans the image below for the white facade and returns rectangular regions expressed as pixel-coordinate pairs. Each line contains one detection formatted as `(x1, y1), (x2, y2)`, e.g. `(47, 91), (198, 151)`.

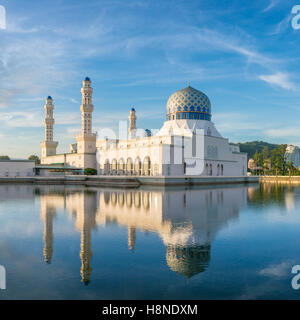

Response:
(97, 86), (247, 177)
(40, 81), (247, 176)
(0, 160), (35, 177)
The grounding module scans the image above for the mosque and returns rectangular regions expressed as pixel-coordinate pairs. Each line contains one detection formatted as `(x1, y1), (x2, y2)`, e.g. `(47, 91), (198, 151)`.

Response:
(38, 184), (247, 282)
(41, 77), (247, 177)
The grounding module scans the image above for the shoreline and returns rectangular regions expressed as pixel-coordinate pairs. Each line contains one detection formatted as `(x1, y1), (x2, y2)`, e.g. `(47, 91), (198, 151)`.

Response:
(0, 175), (258, 188)
(259, 176), (300, 184)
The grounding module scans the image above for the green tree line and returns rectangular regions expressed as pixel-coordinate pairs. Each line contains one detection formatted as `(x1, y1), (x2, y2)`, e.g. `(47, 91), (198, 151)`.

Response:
(251, 144), (300, 176)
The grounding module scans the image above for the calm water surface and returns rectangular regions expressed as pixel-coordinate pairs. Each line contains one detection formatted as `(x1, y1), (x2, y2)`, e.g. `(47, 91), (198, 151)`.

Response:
(1, 183), (300, 299)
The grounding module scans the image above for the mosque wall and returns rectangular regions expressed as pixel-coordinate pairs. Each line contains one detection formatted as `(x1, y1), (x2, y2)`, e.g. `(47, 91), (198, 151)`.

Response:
(97, 137), (165, 176)
(41, 152), (96, 169)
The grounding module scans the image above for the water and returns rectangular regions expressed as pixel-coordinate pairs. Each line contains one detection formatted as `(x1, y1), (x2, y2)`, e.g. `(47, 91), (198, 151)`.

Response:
(0, 183), (300, 300)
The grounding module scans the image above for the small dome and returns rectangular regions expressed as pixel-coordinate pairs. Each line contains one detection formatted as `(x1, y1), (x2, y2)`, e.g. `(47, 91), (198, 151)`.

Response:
(85, 77), (91, 81)
(144, 129), (152, 137)
(166, 244), (211, 278)
(47, 96), (52, 100)
(131, 107), (135, 112)
(166, 86), (211, 121)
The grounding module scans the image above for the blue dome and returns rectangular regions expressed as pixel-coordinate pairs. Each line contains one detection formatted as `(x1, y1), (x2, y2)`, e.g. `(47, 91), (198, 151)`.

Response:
(166, 86), (211, 121)
(144, 129), (152, 137)
(47, 96), (52, 100)
(131, 107), (135, 111)
(85, 77), (91, 81)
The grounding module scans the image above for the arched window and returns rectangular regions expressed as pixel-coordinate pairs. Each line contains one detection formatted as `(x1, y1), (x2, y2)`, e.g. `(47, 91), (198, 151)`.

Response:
(111, 192), (117, 206)
(126, 158), (133, 175)
(134, 158), (142, 175)
(143, 157), (151, 176)
(118, 158), (125, 175)
(206, 163), (209, 176)
(111, 159), (117, 175)
(126, 192), (132, 208)
(217, 164), (220, 176)
(134, 192), (141, 208)
(118, 192), (125, 207)
(209, 164), (213, 176)
(143, 192), (150, 210)
(104, 191), (110, 204)
(221, 164), (224, 176)
(184, 162), (187, 174)
(104, 159), (110, 175)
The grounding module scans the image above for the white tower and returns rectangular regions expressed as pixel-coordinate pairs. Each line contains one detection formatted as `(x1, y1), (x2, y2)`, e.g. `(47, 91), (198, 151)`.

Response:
(40, 96), (58, 158)
(128, 108), (137, 139)
(75, 77), (97, 169)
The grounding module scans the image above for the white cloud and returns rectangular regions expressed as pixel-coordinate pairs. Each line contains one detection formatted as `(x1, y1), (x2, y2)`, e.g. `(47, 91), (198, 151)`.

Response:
(263, 0), (281, 13)
(259, 261), (290, 278)
(258, 73), (295, 90)
(213, 112), (262, 132)
(264, 127), (300, 138)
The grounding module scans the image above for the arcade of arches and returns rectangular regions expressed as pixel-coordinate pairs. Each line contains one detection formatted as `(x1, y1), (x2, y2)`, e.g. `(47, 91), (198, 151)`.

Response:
(103, 156), (152, 176)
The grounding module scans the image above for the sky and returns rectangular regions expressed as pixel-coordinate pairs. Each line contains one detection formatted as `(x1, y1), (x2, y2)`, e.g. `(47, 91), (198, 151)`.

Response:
(0, 0), (300, 158)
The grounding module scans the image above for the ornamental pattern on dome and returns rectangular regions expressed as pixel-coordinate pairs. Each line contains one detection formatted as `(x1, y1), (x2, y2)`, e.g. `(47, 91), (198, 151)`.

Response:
(166, 86), (211, 121)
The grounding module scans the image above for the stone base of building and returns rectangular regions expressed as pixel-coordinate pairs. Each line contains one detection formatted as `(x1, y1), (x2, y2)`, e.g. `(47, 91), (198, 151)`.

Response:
(0, 175), (258, 187)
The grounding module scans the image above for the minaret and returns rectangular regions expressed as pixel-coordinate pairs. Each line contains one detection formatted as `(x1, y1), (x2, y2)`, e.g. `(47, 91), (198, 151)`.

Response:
(74, 191), (97, 285)
(128, 108), (137, 139)
(75, 77), (97, 169)
(40, 96), (58, 159)
(40, 199), (56, 264)
(80, 222), (92, 285)
(128, 227), (136, 252)
(80, 77), (94, 135)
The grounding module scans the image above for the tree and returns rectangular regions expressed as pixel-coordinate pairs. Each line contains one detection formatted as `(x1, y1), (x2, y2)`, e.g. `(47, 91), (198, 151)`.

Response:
(84, 168), (97, 175)
(253, 151), (262, 175)
(28, 155), (40, 165)
(270, 145), (287, 176)
(261, 146), (269, 175)
(0, 155), (10, 160)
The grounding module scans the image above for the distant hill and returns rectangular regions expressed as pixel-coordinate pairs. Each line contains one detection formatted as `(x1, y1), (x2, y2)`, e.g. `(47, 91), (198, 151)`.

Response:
(237, 141), (280, 159)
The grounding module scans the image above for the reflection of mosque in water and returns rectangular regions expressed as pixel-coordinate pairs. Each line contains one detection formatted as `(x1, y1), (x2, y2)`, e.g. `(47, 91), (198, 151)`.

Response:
(38, 185), (248, 283)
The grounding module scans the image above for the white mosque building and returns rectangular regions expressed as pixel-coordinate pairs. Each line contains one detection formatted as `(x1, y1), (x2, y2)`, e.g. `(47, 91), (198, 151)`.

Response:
(41, 78), (247, 177)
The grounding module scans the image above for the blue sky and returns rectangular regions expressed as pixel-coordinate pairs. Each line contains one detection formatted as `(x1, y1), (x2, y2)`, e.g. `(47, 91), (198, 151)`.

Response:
(0, 0), (300, 157)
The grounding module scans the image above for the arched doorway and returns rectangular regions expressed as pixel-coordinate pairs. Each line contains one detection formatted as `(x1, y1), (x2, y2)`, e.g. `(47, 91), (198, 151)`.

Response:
(143, 157), (151, 176)
(104, 159), (110, 175)
(126, 158), (133, 175)
(111, 159), (117, 175)
(118, 158), (125, 175)
(134, 158), (142, 175)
